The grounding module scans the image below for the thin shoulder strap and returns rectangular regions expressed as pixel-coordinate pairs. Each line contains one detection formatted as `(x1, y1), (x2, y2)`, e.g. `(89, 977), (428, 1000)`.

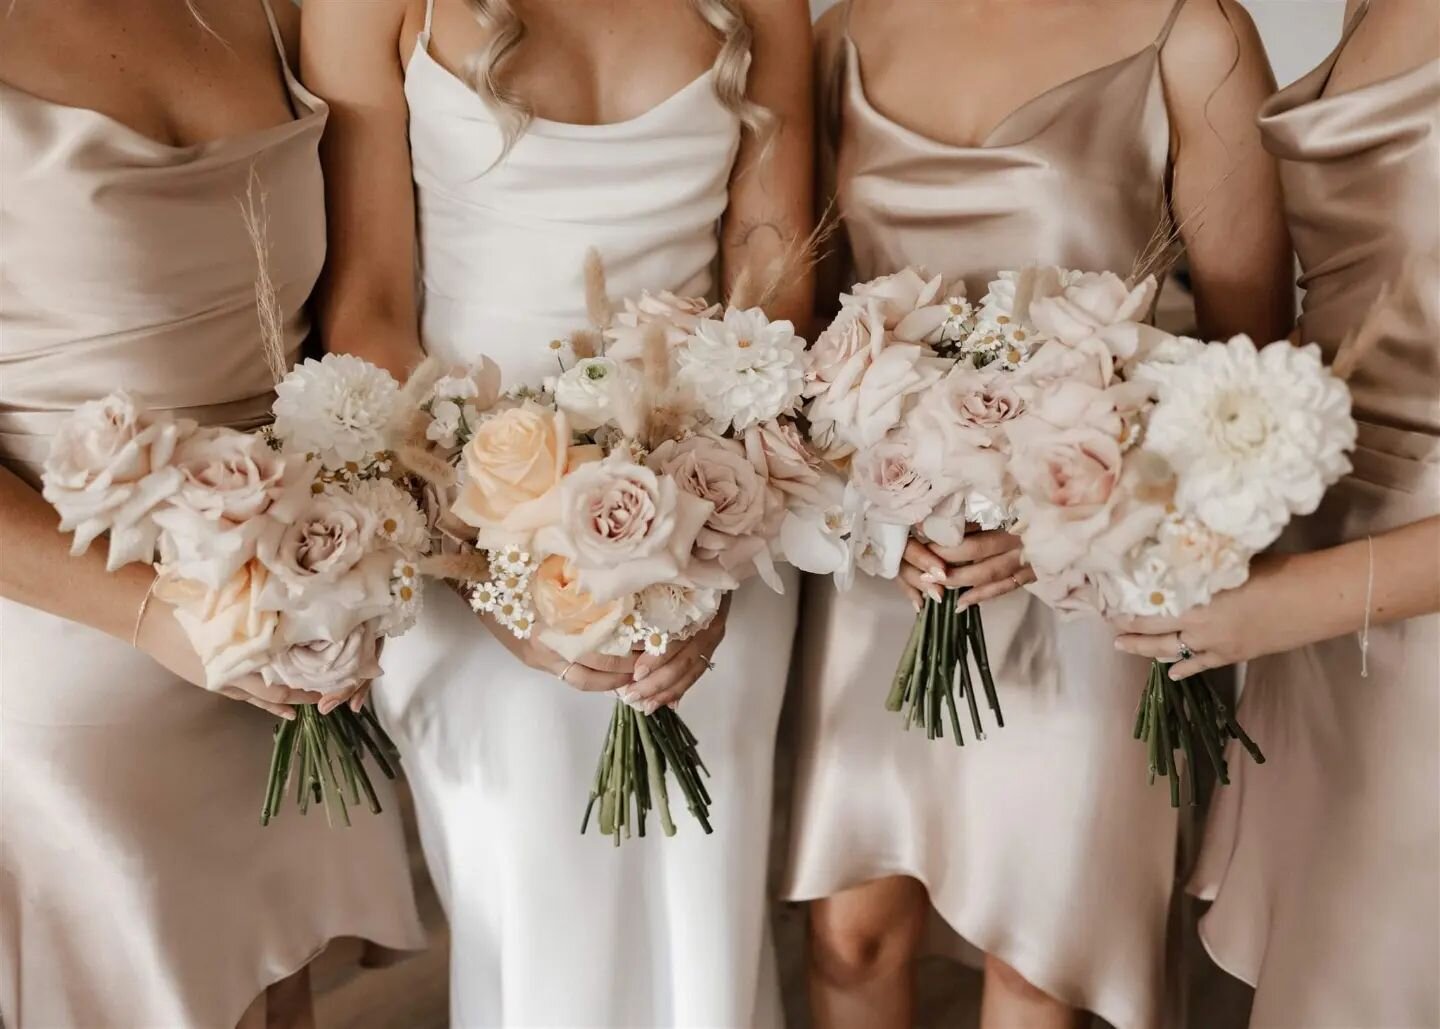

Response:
(1155, 0), (1188, 47)
(258, 0), (288, 65)
(1339, 0), (1371, 43)
(423, 0), (437, 38)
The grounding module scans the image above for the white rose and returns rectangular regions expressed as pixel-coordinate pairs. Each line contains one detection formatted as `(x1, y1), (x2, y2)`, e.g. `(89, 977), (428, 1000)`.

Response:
(263, 625), (381, 695)
(41, 391), (191, 569)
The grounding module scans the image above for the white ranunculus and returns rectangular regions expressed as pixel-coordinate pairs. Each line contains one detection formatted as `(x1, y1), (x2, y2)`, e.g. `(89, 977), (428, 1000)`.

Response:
(1142, 335), (1355, 551)
(553, 357), (639, 432)
(41, 392), (191, 569)
(272, 354), (401, 469)
(677, 307), (808, 433)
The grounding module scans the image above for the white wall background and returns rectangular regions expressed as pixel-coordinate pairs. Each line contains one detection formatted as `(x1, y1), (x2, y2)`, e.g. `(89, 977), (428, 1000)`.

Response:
(807, 0), (1345, 86)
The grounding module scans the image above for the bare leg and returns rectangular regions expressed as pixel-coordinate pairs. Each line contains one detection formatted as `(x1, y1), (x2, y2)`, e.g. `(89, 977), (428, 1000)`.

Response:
(980, 954), (1086, 1029)
(808, 875), (929, 1029)
(264, 966), (316, 1029)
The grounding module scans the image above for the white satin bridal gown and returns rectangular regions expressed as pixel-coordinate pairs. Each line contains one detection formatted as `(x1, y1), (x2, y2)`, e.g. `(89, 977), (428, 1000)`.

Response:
(375, 4), (796, 1025)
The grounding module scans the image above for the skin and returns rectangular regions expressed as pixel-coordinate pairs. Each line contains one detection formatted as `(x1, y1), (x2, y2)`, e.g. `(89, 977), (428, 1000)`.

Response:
(0, 3), (329, 1024)
(302, 0), (814, 709)
(1114, 0), (1440, 676)
(0, 0), (323, 722)
(808, 2), (1294, 1027)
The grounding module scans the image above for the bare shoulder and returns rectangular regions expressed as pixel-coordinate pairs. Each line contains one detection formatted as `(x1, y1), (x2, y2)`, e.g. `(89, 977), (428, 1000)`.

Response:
(734, 0), (814, 41)
(302, 0), (409, 36)
(1162, 0), (1269, 77)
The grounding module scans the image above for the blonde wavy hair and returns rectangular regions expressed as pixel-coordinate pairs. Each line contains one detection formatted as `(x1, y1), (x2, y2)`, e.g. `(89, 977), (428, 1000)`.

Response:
(460, 0), (773, 160)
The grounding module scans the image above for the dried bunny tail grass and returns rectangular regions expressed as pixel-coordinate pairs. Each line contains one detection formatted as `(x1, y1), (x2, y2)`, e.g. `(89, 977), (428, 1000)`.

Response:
(742, 203), (841, 311)
(583, 248), (615, 330)
(640, 323), (676, 446)
(396, 357), (447, 412)
(1332, 277), (1398, 383)
(420, 551), (494, 583)
(239, 166), (289, 387)
(728, 265), (759, 311)
(647, 403), (691, 447)
(569, 328), (602, 361)
(395, 409), (435, 451)
(1130, 164), (1239, 288)
(395, 444), (457, 491)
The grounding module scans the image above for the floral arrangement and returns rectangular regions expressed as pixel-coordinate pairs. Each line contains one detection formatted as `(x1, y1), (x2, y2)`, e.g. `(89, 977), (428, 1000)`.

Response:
(41, 354), (427, 826)
(397, 260), (816, 844)
(997, 270), (1356, 802)
(789, 266), (1081, 744)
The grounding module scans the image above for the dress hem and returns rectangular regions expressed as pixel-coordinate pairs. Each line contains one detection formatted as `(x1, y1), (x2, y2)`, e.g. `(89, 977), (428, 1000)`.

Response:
(781, 865), (1151, 1029)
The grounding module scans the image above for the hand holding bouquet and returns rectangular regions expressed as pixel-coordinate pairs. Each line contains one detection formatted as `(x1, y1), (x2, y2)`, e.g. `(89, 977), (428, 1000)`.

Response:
(42, 354), (428, 826)
(396, 256), (817, 844)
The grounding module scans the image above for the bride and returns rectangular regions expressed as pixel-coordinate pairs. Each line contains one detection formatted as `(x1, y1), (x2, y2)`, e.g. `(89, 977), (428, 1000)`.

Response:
(301, 0), (813, 1024)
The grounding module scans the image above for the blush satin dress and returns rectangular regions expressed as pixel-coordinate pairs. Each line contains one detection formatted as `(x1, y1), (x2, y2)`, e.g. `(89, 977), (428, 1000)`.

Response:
(1189, 6), (1440, 1025)
(0, 3), (423, 1025)
(782, 5), (1194, 1026)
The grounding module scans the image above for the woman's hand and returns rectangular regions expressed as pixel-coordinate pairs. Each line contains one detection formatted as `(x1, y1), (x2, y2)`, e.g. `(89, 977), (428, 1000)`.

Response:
(620, 597), (732, 713)
(1112, 553), (1324, 680)
(897, 530), (1034, 611)
(134, 599), (324, 719)
(475, 608), (637, 693)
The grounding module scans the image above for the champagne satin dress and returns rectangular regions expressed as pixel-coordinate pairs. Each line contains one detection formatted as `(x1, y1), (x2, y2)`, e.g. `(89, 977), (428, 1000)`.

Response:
(782, 7), (1193, 1026)
(368, 3), (794, 1024)
(0, 4), (423, 1025)
(1189, 10), (1440, 1025)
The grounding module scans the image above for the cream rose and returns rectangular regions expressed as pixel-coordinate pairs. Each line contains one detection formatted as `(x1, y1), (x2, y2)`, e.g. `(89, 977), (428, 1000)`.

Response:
(257, 492), (394, 641)
(152, 428), (298, 589)
(649, 433), (786, 589)
(850, 431), (947, 527)
(263, 625), (382, 695)
(529, 555), (629, 660)
(41, 392), (191, 569)
(451, 403), (577, 547)
(743, 419), (824, 506)
(1028, 272), (1157, 345)
(533, 455), (714, 601)
(606, 291), (719, 361)
(155, 561), (280, 690)
(841, 268), (947, 336)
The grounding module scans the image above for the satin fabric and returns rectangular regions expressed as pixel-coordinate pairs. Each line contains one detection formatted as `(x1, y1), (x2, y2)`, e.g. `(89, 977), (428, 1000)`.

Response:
(1189, 11), (1440, 1023)
(375, 12), (792, 1026)
(0, 6), (425, 1026)
(781, 11), (1186, 1028)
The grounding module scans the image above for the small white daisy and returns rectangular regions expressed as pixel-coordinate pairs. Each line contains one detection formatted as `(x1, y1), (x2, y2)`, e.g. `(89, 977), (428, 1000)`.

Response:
(469, 582), (501, 614)
(642, 630), (670, 656)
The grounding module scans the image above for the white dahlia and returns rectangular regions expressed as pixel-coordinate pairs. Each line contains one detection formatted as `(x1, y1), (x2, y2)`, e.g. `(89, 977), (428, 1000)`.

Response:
(272, 354), (401, 469)
(1142, 336), (1355, 551)
(677, 307), (807, 433)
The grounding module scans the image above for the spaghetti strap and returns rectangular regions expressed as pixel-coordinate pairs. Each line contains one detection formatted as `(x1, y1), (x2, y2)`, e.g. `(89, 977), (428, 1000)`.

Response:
(1338, 0), (1371, 44)
(257, 0), (288, 63)
(1155, 0), (1187, 47)
(423, 0), (437, 37)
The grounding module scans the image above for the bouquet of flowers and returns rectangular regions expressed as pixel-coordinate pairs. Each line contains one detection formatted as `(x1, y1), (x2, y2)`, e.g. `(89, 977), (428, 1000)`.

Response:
(41, 354), (427, 826)
(397, 259), (816, 844)
(1000, 267), (1357, 803)
(789, 267), (1119, 744)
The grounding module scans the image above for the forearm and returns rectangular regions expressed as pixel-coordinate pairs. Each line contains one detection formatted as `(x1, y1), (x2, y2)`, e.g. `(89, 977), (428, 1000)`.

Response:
(1267, 516), (1440, 645)
(0, 463), (154, 641)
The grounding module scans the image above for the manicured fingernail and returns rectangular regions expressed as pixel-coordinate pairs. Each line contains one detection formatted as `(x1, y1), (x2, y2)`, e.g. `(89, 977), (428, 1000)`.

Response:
(617, 687), (634, 702)
(927, 585), (944, 603)
(912, 596), (923, 613)
(282, 710), (296, 721)
(1169, 669), (1184, 681)
(643, 701), (658, 715)
(922, 569), (942, 583)
(1114, 639), (1124, 650)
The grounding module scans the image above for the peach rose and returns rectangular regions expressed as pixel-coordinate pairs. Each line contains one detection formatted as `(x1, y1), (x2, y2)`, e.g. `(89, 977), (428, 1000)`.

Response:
(451, 403), (579, 547)
(530, 555), (629, 660)
(156, 560), (280, 690)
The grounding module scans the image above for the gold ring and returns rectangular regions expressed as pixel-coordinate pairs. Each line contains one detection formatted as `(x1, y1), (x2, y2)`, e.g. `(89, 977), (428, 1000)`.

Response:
(558, 661), (577, 684)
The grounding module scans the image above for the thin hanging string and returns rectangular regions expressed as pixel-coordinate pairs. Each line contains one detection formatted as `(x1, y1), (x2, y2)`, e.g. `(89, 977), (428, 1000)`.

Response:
(1359, 534), (1375, 678)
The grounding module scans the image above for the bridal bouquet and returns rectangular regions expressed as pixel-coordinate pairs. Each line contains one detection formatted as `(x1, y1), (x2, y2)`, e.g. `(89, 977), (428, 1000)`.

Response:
(399, 267), (814, 844)
(41, 354), (427, 825)
(789, 266), (1092, 744)
(999, 267), (1356, 803)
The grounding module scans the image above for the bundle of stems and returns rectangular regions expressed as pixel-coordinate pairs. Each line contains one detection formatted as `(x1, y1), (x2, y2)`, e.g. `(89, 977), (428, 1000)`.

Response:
(261, 705), (400, 827)
(582, 701), (713, 845)
(887, 587), (1003, 744)
(1133, 660), (1265, 807)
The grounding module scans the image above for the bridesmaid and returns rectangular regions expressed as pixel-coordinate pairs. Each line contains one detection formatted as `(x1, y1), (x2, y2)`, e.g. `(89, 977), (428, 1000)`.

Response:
(302, 0), (812, 1024)
(785, 1), (1294, 1027)
(0, 2), (423, 1027)
(1117, 0), (1440, 1024)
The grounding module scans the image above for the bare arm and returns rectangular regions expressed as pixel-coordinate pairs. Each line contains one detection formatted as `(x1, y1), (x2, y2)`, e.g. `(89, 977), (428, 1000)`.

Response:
(301, 0), (425, 380)
(1162, 0), (1295, 342)
(720, 0), (816, 331)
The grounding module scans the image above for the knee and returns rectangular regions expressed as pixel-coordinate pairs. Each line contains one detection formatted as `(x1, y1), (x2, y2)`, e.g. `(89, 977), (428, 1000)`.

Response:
(808, 892), (924, 988)
(984, 954), (1055, 1005)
